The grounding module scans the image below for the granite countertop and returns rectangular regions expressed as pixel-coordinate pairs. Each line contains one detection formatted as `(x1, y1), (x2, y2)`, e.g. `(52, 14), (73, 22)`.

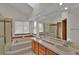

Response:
(32, 37), (79, 55)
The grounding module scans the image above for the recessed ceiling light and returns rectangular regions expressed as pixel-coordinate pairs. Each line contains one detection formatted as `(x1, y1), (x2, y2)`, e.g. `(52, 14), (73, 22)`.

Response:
(64, 7), (68, 10)
(59, 3), (63, 5)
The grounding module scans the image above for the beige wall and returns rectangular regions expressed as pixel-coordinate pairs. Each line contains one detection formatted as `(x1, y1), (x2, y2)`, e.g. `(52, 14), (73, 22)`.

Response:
(67, 8), (79, 44)
(62, 8), (79, 45)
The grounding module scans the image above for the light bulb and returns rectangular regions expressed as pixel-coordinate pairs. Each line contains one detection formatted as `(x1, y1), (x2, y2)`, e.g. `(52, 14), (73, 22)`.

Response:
(59, 3), (63, 5)
(65, 7), (68, 10)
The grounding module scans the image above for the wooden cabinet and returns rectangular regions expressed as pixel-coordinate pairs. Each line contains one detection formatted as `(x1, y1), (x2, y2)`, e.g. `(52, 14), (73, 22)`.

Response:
(46, 48), (57, 55)
(32, 40), (39, 54)
(39, 44), (46, 55)
(32, 40), (35, 52)
(32, 40), (58, 55)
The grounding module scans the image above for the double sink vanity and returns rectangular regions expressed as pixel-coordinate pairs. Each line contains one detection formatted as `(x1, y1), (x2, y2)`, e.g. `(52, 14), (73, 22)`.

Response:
(32, 36), (79, 55)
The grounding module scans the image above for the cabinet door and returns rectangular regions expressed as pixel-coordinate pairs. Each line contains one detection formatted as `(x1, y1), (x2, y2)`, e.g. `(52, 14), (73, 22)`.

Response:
(39, 44), (46, 55)
(46, 49), (57, 55)
(32, 40), (35, 51)
(5, 21), (12, 51)
(35, 41), (39, 54)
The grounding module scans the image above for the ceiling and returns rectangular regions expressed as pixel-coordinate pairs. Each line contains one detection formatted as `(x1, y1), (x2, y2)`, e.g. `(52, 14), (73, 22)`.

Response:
(0, 3), (33, 21)
(30, 3), (79, 23)
(0, 3), (79, 23)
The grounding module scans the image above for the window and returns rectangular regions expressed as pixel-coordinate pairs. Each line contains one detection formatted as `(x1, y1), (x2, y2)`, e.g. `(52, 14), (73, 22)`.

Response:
(14, 21), (29, 34)
(39, 23), (43, 32)
(33, 21), (37, 34)
(24, 22), (29, 33)
(33, 21), (44, 34)
(15, 22), (24, 34)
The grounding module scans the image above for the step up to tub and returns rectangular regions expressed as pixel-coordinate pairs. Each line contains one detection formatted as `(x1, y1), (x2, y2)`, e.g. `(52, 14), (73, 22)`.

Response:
(5, 46), (32, 55)
(11, 40), (32, 51)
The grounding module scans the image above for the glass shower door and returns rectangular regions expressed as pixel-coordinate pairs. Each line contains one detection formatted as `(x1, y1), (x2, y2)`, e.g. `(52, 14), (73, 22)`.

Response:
(5, 19), (12, 52)
(0, 21), (5, 54)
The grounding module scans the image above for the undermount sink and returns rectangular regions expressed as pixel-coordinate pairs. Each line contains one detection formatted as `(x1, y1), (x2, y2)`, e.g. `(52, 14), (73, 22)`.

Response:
(55, 45), (73, 52)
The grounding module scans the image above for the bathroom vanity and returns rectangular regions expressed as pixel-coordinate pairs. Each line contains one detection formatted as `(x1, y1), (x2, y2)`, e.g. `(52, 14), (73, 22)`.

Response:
(32, 39), (57, 55)
(32, 37), (79, 55)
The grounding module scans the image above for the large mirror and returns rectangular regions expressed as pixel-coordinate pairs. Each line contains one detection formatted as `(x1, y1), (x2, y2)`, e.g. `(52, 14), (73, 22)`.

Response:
(44, 23), (57, 38)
